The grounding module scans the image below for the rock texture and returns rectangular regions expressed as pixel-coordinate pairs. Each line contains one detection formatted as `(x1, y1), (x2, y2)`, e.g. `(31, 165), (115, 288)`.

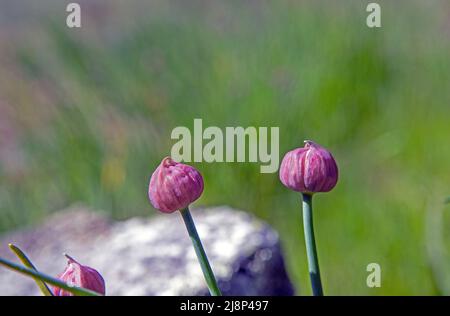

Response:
(0, 206), (294, 296)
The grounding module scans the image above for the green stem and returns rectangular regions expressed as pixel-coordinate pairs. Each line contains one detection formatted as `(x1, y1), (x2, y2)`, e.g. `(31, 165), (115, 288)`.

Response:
(8, 243), (53, 296)
(0, 256), (100, 296)
(180, 207), (222, 296)
(302, 193), (324, 296)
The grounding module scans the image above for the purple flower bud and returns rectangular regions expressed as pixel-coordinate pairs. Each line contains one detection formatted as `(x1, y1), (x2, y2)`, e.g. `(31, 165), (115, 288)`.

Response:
(279, 140), (338, 194)
(53, 254), (105, 296)
(148, 157), (204, 213)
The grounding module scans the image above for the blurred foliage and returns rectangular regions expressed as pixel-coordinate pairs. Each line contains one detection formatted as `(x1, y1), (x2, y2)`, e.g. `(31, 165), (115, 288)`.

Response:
(1, 0), (450, 295)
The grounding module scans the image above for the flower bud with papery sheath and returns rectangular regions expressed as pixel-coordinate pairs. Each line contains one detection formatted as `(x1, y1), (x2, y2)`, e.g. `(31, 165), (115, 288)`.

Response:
(279, 140), (338, 194)
(148, 157), (204, 213)
(53, 254), (105, 296)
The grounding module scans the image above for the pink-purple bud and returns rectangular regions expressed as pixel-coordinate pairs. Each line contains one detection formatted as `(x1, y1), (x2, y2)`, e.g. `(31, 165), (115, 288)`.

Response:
(53, 254), (105, 296)
(148, 157), (204, 213)
(279, 140), (338, 194)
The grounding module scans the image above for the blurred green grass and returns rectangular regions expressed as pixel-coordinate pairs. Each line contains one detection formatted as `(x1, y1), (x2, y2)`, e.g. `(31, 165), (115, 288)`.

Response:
(1, 0), (450, 295)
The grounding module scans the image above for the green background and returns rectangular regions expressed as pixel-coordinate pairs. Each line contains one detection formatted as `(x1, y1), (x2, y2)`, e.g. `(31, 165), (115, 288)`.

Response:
(0, 0), (449, 295)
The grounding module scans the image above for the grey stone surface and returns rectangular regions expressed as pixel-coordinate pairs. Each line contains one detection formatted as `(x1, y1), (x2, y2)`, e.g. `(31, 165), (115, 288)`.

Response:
(0, 205), (294, 296)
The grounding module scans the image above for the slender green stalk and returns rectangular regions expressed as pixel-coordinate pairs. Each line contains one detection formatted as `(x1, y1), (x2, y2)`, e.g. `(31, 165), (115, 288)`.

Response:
(0, 256), (100, 296)
(8, 244), (53, 296)
(180, 207), (222, 296)
(302, 193), (324, 296)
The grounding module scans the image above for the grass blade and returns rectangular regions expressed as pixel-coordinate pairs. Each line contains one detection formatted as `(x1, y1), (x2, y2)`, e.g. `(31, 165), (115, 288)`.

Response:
(0, 256), (100, 296)
(8, 243), (53, 296)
